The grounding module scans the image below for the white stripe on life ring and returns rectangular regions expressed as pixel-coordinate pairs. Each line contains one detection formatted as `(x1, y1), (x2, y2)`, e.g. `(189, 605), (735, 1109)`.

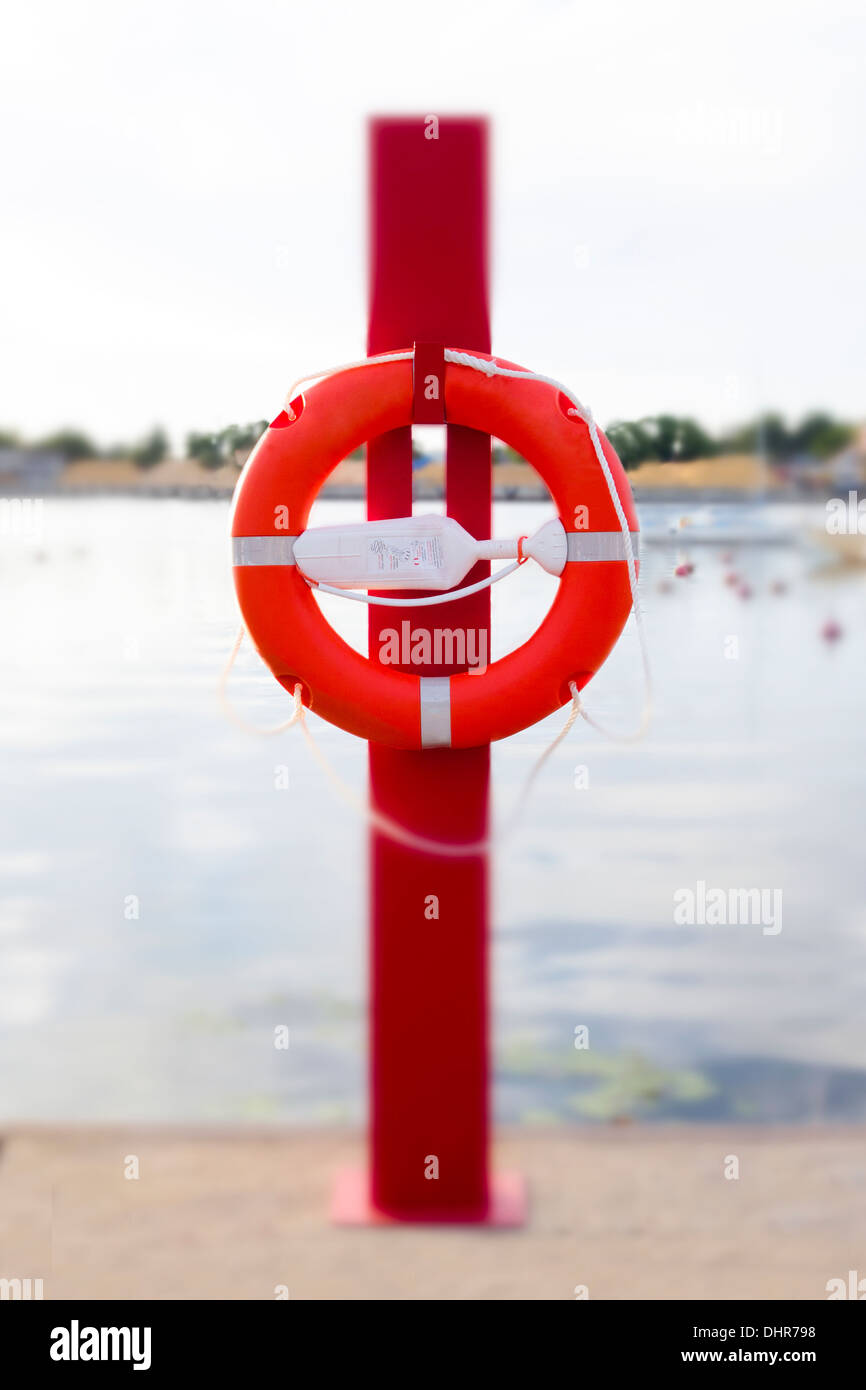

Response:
(566, 531), (640, 562)
(419, 676), (452, 748)
(232, 536), (298, 566)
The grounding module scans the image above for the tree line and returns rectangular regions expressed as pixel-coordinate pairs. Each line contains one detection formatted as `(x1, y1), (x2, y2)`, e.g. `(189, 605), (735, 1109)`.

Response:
(1, 410), (856, 471)
(604, 411), (854, 471)
(0, 426), (170, 467)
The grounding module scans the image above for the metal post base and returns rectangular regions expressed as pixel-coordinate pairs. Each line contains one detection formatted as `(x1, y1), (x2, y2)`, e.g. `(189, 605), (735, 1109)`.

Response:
(331, 1167), (527, 1227)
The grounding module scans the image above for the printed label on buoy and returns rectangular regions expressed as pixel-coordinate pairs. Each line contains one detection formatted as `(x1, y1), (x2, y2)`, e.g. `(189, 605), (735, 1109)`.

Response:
(368, 534), (443, 575)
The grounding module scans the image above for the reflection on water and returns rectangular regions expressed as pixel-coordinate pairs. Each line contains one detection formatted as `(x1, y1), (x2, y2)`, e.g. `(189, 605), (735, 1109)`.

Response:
(0, 497), (864, 1124)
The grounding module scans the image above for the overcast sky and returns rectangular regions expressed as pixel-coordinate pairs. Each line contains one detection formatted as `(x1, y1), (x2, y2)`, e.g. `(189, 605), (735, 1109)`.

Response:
(1, 0), (863, 449)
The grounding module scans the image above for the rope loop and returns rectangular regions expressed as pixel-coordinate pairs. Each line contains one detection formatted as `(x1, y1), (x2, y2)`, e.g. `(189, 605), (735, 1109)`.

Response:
(222, 344), (653, 853)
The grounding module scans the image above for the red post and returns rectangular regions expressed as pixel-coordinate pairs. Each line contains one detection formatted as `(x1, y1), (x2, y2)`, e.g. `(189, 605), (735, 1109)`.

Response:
(332, 116), (523, 1223)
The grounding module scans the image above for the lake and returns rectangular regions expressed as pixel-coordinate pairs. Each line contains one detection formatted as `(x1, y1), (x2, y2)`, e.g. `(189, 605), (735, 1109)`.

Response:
(1, 495), (864, 1125)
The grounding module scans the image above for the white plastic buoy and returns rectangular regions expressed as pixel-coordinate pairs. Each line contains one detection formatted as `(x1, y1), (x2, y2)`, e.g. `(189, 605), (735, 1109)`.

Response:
(292, 514), (568, 590)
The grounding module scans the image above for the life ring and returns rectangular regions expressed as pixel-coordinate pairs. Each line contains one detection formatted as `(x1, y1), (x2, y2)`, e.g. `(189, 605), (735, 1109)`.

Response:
(230, 349), (639, 749)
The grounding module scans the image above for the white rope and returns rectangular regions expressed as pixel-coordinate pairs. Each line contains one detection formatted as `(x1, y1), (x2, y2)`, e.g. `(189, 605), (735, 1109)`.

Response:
(222, 345), (653, 853)
(218, 626), (304, 734)
(308, 560), (520, 607)
(298, 677), (585, 858)
(283, 350), (414, 418)
(220, 627), (584, 857)
(443, 348), (652, 739)
(286, 347), (650, 728)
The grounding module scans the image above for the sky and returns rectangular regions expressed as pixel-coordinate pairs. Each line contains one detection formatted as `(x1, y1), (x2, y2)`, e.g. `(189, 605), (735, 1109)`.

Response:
(1, 0), (864, 451)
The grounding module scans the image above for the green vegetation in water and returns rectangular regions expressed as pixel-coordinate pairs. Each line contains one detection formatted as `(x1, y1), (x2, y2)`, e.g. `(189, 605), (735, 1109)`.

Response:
(502, 1039), (715, 1123)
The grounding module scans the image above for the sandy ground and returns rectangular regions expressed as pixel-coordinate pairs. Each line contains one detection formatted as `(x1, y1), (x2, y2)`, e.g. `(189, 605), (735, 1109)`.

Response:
(1, 1126), (864, 1300)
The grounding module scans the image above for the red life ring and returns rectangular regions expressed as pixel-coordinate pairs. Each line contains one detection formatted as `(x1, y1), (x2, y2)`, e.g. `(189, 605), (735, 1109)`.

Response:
(231, 350), (639, 749)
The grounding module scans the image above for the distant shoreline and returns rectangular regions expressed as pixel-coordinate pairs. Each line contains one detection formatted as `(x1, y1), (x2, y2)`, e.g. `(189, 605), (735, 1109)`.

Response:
(46, 483), (783, 505)
(32, 450), (792, 503)
(2, 450), (848, 505)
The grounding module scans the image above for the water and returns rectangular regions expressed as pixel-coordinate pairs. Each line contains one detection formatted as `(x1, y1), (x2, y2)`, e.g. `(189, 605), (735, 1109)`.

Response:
(1, 496), (864, 1125)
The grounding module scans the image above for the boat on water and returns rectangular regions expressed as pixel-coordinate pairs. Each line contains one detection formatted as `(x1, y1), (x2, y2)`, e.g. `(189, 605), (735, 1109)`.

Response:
(638, 503), (797, 546)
